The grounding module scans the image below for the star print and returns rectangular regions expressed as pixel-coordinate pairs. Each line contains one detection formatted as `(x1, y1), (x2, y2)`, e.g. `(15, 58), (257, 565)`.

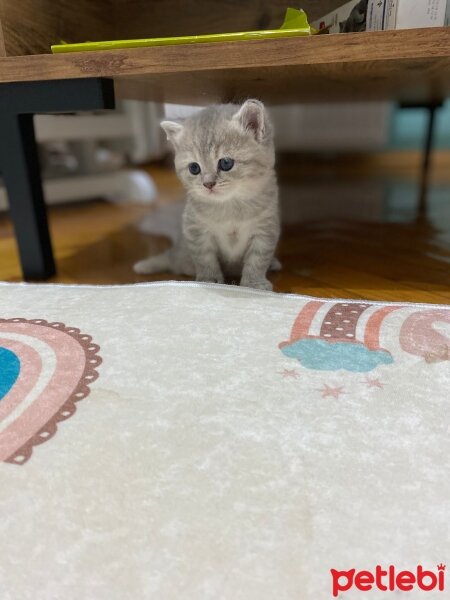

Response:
(319, 384), (345, 399)
(365, 377), (384, 389)
(279, 368), (299, 379)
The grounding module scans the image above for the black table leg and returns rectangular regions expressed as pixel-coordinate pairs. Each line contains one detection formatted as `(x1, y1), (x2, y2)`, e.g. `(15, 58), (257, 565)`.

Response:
(400, 101), (442, 221)
(418, 104), (438, 219)
(0, 78), (115, 280)
(0, 113), (55, 279)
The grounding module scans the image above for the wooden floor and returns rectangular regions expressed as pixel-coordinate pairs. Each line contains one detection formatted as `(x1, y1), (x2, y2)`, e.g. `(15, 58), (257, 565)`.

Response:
(1, 153), (449, 304)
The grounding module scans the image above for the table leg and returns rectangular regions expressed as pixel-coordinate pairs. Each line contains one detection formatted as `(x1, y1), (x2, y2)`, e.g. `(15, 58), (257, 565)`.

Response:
(0, 78), (115, 280)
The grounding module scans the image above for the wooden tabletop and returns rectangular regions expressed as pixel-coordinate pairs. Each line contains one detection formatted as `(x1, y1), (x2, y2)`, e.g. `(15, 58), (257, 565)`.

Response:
(0, 28), (449, 104)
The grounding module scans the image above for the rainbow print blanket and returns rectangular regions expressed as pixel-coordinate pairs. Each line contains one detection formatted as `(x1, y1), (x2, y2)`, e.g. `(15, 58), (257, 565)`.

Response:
(0, 282), (448, 599)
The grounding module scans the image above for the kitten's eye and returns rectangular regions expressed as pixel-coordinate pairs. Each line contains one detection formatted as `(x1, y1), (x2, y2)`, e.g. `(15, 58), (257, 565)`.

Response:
(218, 157), (234, 172)
(188, 162), (201, 175)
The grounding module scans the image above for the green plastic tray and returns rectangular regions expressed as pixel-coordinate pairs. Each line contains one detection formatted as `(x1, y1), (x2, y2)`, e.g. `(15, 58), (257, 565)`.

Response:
(51, 8), (313, 53)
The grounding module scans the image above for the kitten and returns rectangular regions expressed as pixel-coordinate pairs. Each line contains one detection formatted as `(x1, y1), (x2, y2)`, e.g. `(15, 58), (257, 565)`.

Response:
(339, 0), (368, 32)
(134, 99), (280, 290)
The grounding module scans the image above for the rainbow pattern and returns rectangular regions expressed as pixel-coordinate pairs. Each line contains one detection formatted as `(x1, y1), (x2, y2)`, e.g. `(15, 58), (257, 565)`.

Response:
(0, 319), (101, 465)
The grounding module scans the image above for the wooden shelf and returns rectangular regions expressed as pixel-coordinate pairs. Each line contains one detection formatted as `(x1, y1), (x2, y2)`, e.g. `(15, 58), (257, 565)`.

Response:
(0, 28), (450, 104)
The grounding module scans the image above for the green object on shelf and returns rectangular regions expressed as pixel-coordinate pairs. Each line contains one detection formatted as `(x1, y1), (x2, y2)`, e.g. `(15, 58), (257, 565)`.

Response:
(51, 8), (313, 54)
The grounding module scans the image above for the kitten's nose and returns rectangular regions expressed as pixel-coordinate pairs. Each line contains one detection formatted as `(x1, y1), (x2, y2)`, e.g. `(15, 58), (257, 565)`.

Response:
(203, 181), (216, 190)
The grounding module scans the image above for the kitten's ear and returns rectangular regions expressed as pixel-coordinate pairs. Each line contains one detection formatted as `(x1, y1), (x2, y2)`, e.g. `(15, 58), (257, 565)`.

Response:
(233, 99), (267, 142)
(160, 120), (183, 144)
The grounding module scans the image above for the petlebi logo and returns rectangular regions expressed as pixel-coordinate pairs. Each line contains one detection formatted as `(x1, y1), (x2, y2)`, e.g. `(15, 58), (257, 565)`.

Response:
(331, 564), (446, 597)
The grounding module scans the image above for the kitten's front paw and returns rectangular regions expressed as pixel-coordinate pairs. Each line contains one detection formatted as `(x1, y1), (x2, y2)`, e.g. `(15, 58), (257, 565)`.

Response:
(196, 273), (224, 285)
(240, 277), (273, 291)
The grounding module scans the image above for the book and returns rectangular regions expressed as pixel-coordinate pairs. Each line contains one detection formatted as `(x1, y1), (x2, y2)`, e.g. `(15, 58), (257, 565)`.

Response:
(367, 0), (450, 30)
(313, 0), (450, 34)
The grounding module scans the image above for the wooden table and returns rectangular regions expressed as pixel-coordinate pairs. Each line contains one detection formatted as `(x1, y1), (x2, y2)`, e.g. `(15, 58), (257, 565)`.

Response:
(1, 28), (450, 105)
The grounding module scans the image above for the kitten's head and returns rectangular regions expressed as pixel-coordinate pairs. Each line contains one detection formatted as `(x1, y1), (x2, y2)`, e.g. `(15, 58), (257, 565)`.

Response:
(161, 99), (275, 202)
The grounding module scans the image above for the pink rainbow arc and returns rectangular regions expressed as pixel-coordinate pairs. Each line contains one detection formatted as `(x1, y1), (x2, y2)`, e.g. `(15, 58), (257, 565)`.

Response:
(364, 306), (403, 350)
(279, 301), (325, 348)
(0, 338), (42, 422)
(0, 319), (101, 465)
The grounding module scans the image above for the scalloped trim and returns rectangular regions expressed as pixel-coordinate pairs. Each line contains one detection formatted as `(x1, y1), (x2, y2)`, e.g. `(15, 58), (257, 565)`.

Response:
(0, 318), (102, 465)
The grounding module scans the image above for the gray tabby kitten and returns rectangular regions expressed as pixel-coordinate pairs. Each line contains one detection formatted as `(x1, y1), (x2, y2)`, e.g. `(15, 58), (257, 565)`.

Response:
(134, 99), (280, 290)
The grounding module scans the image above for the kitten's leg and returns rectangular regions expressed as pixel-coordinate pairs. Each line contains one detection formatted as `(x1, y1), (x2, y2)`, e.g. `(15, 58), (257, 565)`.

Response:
(192, 248), (224, 284)
(185, 229), (223, 284)
(241, 234), (278, 291)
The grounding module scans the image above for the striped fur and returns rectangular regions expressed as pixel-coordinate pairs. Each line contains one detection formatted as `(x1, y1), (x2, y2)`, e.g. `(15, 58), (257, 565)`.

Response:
(134, 100), (280, 290)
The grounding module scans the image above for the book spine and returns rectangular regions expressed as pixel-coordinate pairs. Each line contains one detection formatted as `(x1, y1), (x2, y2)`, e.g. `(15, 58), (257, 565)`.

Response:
(366, 0), (387, 30)
(385, 0), (398, 30)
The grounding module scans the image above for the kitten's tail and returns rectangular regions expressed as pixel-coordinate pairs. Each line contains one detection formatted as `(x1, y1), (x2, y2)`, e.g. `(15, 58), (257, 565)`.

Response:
(134, 251), (172, 275)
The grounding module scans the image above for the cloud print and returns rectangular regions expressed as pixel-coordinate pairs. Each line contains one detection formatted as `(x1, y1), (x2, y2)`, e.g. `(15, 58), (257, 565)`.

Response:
(281, 339), (394, 372)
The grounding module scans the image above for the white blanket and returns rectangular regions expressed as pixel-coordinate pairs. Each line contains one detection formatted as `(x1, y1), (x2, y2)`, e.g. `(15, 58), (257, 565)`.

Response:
(0, 282), (448, 599)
